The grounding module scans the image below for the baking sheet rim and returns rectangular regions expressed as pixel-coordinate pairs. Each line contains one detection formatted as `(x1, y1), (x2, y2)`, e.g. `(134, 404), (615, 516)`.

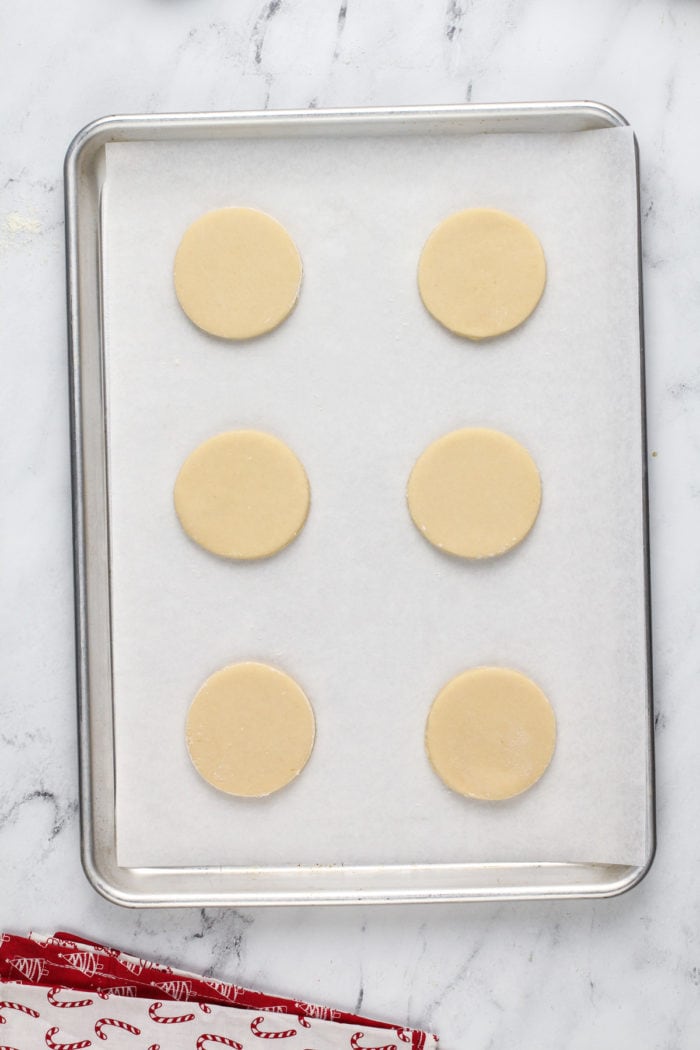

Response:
(65, 100), (655, 907)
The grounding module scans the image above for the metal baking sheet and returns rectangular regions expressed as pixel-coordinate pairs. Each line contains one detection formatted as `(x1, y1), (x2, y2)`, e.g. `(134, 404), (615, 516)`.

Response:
(65, 102), (654, 906)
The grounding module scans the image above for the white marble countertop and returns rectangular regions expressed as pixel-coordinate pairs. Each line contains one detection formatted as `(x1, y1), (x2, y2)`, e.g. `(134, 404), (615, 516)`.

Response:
(2, 2), (699, 1046)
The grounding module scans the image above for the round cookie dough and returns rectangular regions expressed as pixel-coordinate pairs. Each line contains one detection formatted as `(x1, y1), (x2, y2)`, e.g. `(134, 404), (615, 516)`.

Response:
(174, 430), (310, 560)
(186, 662), (315, 797)
(418, 208), (546, 339)
(407, 427), (541, 559)
(425, 667), (556, 800)
(174, 207), (302, 339)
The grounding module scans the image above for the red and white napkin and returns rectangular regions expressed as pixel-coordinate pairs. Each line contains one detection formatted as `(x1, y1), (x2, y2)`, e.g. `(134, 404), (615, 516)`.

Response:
(0, 932), (437, 1049)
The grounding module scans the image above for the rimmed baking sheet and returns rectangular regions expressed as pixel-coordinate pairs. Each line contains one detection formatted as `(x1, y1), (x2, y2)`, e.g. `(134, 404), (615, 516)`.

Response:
(66, 102), (654, 906)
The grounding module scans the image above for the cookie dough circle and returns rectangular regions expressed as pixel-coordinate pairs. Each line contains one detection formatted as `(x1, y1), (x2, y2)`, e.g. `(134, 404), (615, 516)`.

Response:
(174, 207), (302, 339)
(174, 430), (310, 560)
(186, 662), (315, 797)
(418, 208), (546, 339)
(407, 428), (541, 559)
(426, 667), (556, 800)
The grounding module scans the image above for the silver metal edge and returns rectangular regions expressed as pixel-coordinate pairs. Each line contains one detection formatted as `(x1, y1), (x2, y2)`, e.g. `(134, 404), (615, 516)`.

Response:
(65, 100), (653, 907)
(65, 99), (628, 148)
(64, 128), (95, 899)
(608, 131), (657, 898)
(89, 873), (644, 910)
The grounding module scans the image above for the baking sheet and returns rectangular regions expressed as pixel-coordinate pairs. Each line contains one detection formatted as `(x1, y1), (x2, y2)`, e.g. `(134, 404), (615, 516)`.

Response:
(101, 126), (648, 869)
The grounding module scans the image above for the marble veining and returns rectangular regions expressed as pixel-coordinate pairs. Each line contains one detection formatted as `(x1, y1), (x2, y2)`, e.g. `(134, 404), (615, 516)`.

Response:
(2, 1), (700, 1047)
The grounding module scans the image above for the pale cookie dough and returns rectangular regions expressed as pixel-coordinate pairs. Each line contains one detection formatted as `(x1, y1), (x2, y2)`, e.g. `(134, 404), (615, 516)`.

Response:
(174, 207), (302, 339)
(174, 430), (310, 560)
(426, 667), (556, 800)
(186, 662), (315, 797)
(418, 208), (546, 339)
(407, 427), (541, 559)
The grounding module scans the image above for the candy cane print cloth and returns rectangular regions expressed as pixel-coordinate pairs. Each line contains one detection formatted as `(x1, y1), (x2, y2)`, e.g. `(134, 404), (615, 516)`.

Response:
(0, 935), (438, 1049)
(4, 932), (434, 1047)
(0, 981), (433, 1049)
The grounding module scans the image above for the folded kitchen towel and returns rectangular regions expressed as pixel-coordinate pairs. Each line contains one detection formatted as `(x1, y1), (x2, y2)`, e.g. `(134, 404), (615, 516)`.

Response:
(0, 932), (438, 1049)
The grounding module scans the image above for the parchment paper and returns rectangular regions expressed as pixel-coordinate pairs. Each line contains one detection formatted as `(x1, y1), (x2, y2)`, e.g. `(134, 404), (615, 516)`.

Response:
(102, 126), (649, 869)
